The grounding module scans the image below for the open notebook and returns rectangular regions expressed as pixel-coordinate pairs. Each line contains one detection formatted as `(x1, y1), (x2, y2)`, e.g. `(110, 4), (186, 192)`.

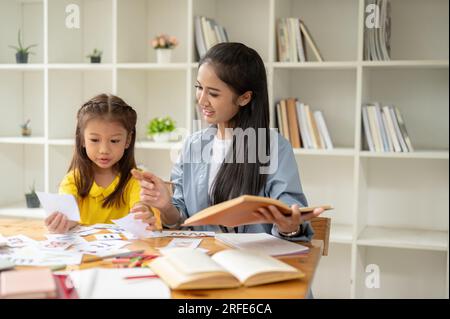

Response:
(149, 248), (304, 290)
(215, 233), (309, 256)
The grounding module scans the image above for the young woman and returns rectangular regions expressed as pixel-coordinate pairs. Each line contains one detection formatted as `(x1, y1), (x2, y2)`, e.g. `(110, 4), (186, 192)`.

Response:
(132, 43), (323, 240)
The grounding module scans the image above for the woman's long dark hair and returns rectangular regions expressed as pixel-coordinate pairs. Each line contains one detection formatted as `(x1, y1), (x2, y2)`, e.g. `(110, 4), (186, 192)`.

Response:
(68, 94), (137, 208)
(199, 43), (271, 205)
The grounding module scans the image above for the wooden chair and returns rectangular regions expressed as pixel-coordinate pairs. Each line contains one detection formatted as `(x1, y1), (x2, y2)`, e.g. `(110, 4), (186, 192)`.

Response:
(310, 217), (331, 256)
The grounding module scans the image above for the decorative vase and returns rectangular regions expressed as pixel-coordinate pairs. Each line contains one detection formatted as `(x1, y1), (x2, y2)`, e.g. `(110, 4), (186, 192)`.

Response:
(25, 193), (40, 208)
(90, 56), (101, 63)
(16, 52), (29, 64)
(21, 127), (31, 137)
(152, 132), (171, 143)
(156, 48), (172, 64)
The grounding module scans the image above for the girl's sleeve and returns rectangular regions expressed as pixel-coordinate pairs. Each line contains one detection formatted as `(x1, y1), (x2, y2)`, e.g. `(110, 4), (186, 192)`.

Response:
(265, 137), (315, 242)
(58, 172), (79, 199)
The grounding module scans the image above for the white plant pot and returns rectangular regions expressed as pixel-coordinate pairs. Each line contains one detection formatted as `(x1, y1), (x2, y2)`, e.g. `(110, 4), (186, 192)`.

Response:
(156, 49), (172, 64)
(152, 132), (171, 143)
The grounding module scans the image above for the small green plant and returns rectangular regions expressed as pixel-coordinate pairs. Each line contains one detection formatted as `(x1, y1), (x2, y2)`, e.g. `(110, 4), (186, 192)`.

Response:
(20, 119), (31, 136)
(147, 116), (176, 136)
(87, 48), (102, 63)
(9, 30), (38, 63)
(86, 48), (102, 58)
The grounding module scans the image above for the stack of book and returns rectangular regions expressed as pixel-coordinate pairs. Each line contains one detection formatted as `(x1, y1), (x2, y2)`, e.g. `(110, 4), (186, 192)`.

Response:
(275, 98), (333, 150)
(194, 16), (229, 59)
(364, 0), (391, 61)
(276, 17), (323, 62)
(361, 103), (413, 152)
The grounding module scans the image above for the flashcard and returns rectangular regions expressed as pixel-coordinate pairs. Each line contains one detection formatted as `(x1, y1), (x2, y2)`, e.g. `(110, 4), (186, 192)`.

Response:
(94, 233), (123, 241)
(162, 238), (202, 250)
(5, 235), (36, 248)
(36, 192), (80, 222)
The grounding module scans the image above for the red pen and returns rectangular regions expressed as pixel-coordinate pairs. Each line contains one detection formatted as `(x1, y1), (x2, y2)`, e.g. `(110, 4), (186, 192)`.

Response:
(123, 274), (159, 280)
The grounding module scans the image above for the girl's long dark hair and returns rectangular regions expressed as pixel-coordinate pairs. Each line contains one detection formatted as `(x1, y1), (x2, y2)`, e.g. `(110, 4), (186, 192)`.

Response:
(68, 94), (137, 208)
(199, 43), (271, 205)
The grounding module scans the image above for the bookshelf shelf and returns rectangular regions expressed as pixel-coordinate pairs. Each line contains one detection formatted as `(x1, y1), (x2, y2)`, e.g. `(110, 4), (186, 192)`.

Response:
(293, 147), (355, 157)
(0, 0), (447, 299)
(359, 150), (449, 160)
(272, 61), (358, 70)
(0, 202), (45, 220)
(357, 226), (448, 251)
(361, 60), (449, 69)
(330, 223), (353, 244)
(0, 137), (46, 145)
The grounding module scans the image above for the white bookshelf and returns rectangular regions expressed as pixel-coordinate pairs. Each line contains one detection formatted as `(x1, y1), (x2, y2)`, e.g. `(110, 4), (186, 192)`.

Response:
(0, 0), (448, 299)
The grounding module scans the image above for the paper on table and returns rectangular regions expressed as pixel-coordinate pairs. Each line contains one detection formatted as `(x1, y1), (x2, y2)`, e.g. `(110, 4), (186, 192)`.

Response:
(36, 192), (80, 222)
(160, 238), (202, 251)
(69, 268), (170, 299)
(112, 214), (158, 239)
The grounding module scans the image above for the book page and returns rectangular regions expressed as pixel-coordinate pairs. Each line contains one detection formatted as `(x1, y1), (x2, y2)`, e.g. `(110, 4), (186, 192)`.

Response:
(162, 248), (224, 275)
(212, 249), (300, 283)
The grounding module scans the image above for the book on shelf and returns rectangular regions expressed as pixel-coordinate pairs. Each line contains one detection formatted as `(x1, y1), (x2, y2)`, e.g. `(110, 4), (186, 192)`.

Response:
(364, 0), (391, 61)
(276, 18), (322, 62)
(195, 16), (229, 59)
(286, 98), (302, 148)
(148, 247), (305, 290)
(361, 103), (413, 152)
(276, 99), (333, 150)
(182, 195), (332, 227)
(215, 232), (310, 257)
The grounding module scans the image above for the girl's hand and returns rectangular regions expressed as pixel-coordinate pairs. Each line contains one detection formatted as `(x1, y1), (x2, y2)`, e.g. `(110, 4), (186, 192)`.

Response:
(130, 203), (160, 231)
(44, 212), (78, 234)
(131, 169), (171, 211)
(253, 204), (324, 234)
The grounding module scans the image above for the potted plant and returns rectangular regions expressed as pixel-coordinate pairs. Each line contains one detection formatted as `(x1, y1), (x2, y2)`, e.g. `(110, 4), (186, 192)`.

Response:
(9, 30), (38, 64)
(147, 116), (176, 142)
(86, 48), (102, 63)
(151, 34), (178, 63)
(25, 181), (40, 208)
(20, 119), (31, 137)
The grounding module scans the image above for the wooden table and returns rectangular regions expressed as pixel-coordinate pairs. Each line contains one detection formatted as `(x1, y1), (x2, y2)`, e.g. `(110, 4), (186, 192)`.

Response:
(0, 218), (323, 299)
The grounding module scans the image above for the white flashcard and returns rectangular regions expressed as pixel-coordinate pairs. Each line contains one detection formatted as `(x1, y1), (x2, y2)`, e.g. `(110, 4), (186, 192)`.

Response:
(162, 238), (202, 250)
(5, 235), (37, 248)
(94, 233), (123, 241)
(36, 192), (80, 222)
(112, 214), (156, 239)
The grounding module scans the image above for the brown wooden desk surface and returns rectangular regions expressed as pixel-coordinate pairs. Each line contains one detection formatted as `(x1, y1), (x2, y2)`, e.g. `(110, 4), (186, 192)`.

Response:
(0, 218), (323, 299)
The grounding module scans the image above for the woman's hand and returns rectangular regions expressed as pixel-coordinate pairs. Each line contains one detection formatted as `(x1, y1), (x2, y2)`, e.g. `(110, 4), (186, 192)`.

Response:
(130, 203), (160, 231)
(44, 212), (78, 234)
(131, 169), (171, 211)
(253, 204), (324, 234)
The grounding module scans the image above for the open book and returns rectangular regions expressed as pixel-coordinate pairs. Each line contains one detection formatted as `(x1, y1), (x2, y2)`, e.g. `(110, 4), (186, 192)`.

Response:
(148, 248), (304, 290)
(182, 195), (332, 227)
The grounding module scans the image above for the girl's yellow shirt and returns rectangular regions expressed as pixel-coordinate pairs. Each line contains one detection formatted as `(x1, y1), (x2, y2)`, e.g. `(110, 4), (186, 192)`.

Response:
(58, 171), (161, 228)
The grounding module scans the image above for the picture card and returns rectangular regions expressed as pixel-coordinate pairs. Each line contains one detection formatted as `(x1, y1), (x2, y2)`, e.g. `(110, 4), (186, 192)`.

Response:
(36, 192), (80, 222)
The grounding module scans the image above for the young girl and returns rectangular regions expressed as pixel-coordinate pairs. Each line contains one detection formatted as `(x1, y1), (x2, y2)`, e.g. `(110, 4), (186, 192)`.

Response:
(45, 94), (161, 233)
(132, 42), (323, 240)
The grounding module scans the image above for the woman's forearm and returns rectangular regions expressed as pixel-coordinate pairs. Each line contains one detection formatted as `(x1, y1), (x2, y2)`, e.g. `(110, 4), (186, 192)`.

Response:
(160, 203), (183, 227)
